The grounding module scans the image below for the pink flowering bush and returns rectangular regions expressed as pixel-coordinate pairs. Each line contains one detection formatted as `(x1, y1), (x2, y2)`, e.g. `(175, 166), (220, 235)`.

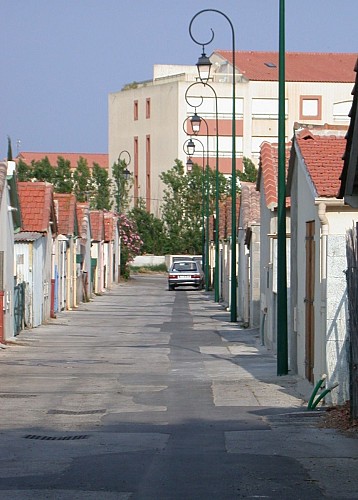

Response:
(118, 213), (143, 278)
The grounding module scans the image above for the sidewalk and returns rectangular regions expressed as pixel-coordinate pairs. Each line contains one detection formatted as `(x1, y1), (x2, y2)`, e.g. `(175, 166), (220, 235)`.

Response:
(192, 291), (313, 405)
(191, 292), (358, 499)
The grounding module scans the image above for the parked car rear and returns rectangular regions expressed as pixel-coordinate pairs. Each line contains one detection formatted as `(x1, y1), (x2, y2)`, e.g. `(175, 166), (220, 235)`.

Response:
(168, 260), (205, 291)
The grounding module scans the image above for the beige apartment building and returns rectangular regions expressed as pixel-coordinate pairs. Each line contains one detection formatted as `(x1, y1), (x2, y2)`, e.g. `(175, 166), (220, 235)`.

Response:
(108, 51), (356, 217)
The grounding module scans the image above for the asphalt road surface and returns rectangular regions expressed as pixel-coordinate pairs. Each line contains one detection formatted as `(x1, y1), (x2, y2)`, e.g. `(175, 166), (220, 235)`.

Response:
(0, 274), (356, 499)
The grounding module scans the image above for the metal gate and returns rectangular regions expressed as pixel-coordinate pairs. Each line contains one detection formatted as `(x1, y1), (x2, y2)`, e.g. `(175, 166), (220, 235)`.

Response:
(14, 281), (25, 336)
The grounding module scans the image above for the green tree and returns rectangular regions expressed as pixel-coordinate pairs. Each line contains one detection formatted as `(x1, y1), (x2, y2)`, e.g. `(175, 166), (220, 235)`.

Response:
(122, 81), (138, 90)
(32, 157), (55, 183)
(206, 164), (230, 212)
(160, 159), (228, 255)
(160, 159), (190, 254)
(129, 198), (168, 254)
(53, 156), (73, 193)
(92, 163), (112, 210)
(16, 157), (55, 183)
(73, 157), (93, 202)
(112, 159), (133, 213)
(237, 157), (258, 183)
(17, 159), (31, 181)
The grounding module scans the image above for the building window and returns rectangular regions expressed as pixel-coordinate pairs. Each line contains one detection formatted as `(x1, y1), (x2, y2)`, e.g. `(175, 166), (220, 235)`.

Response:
(252, 98), (278, 118)
(146, 98), (151, 119)
(252, 98), (288, 119)
(134, 136), (139, 206)
(333, 100), (351, 122)
(146, 135), (151, 212)
(134, 100), (138, 120)
(300, 96), (321, 120)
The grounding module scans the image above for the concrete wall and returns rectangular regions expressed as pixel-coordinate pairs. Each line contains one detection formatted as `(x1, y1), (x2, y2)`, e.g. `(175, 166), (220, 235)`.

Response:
(290, 150), (357, 404)
(0, 169), (15, 340)
(325, 233), (350, 404)
(259, 173), (278, 352)
(109, 79), (181, 217)
(250, 223), (261, 328)
(131, 255), (166, 268)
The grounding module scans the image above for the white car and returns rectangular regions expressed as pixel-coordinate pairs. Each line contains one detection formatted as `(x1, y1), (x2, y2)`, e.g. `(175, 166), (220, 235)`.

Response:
(168, 260), (205, 291)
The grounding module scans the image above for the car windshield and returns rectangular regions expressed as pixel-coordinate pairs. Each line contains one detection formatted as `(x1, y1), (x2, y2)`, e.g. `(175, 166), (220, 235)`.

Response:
(172, 262), (197, 272)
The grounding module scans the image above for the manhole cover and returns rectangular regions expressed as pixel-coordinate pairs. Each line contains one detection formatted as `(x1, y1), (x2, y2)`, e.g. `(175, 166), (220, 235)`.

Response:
(0, 394), (37, 398)
(48, 409), (106, 415)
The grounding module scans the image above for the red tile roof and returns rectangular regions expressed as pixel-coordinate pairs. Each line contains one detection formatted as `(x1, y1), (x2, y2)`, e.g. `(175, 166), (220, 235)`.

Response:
(215, 51), (357, 83)
(295, 131), (346, 197)
(240, 182), (260, 229)
(17, 181), (57, 233)
(104, 212), (117, 242)
(258, 142), (291, 209)
(53, 193), (77, 236)
(17, 152), (108, 170)
(212, 196), (241, 240)
(89, 210), (104, 241)
(76, 202), (90, 240)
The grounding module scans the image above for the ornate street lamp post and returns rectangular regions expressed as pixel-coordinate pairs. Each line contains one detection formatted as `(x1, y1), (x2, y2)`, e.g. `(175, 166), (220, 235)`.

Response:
(118, 150), (131, 180)
(189, 9), (237, 321)
(116, 150), (131, 213)
(185, 81), (220, 302)
(183, 136), (210, 291)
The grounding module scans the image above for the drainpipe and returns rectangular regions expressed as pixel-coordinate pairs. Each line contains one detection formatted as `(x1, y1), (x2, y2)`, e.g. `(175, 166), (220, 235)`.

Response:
(50, 279), (56, 319)
(260, 307), (267, 346)
(318, 202), (328, 383)
(0, 291), (4, 342)
(318, 202), (328, 294)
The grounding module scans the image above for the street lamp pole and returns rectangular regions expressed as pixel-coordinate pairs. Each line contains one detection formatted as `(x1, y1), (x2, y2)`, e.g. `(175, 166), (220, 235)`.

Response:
(185, 80), (220, 302)
(187, 81), (220, 302)
(117, 150), (131, 214)
(277, 0), (288, 375)
(183, 136), (210, 291)
(189, 9), (237, 321)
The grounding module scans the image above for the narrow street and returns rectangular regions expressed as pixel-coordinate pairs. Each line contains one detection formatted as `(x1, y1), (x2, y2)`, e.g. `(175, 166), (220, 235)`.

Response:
(0, 274), (356, 499)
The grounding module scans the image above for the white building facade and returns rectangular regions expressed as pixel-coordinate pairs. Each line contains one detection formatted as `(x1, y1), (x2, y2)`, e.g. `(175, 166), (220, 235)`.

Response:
(109, 51), (356, 217)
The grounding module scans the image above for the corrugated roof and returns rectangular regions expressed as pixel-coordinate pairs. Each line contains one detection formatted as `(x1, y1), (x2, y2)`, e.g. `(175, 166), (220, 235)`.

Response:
(215, 51), (357, 83)
(14, 231), (42, 242)
(17, 152), (108, 170)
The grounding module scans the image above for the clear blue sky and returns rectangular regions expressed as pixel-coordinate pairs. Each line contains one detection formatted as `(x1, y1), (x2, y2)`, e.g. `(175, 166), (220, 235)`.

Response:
(1, 0), (357, 160)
